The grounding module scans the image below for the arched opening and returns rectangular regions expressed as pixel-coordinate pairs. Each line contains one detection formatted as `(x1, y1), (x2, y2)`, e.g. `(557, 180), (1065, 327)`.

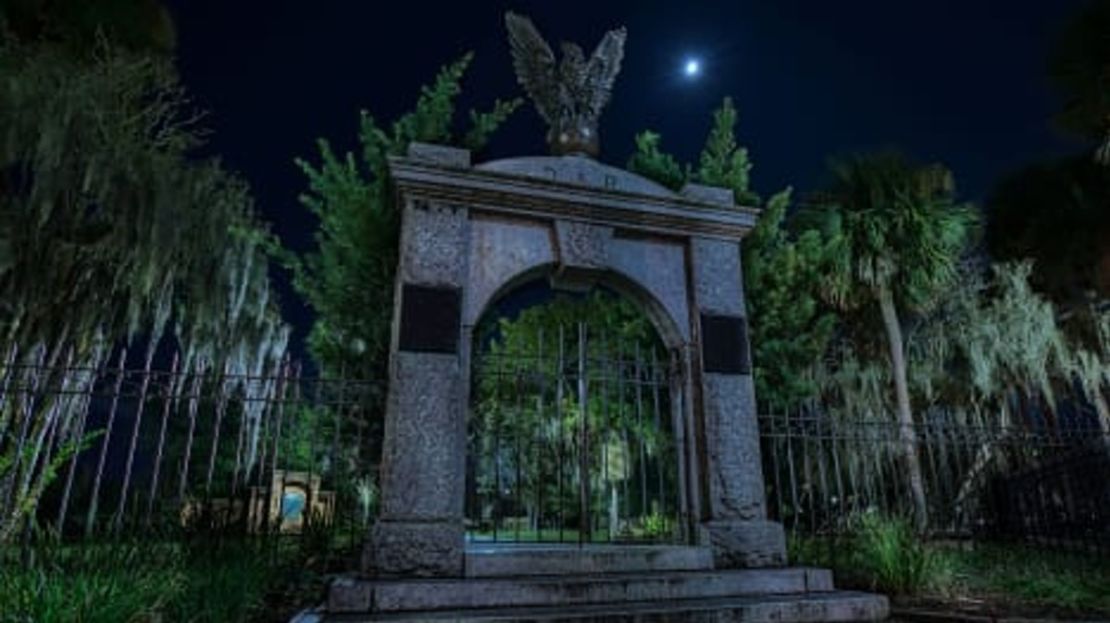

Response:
(464, 274), (686, 544)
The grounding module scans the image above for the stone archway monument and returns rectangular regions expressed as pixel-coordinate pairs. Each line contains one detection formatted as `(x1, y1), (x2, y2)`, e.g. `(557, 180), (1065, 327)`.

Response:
(324, 13), (886, 621)
(366, 140), (786, 576)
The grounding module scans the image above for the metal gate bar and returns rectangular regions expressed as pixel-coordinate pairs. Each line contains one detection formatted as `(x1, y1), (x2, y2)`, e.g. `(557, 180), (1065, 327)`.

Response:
(466, 321), (682, 544)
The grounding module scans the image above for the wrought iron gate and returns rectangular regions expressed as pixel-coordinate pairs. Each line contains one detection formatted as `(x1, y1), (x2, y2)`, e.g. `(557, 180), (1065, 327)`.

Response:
(466, 322), (683, 544)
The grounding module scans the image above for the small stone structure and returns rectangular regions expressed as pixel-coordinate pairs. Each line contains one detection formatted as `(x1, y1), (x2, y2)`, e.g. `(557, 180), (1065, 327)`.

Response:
(321, 143), (887, 621)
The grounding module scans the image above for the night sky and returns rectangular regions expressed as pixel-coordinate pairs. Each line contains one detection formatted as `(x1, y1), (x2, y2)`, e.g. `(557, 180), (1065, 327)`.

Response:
(163, 0), (1094, 350)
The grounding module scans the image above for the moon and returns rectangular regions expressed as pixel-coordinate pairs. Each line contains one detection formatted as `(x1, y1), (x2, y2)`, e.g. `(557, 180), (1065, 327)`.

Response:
(684, 58), (701, 78)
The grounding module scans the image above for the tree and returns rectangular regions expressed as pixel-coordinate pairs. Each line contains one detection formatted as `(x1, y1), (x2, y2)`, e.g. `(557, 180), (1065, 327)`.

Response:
(1048, 0), (1110, 162)
(287, 54), (520, 379)
(694, 97), (759, 206)
(984, 0), (1110, 312)
(744, 189), (838, 409)
(0, 39), (287, 540)
(913, 261), (1110, 431)
(628, 97), (759, 204)
(627, 99), (835, 409)
(1, 0), (176, 56)
(803, 154), (978, 531)
(0, 40), (286, 371)
(986, 155), (1110, 310)
(627, 131), (686, 191)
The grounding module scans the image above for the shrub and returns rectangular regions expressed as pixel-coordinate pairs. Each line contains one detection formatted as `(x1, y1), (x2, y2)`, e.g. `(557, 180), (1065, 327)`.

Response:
(788, 512), (952, 596)
(167, 539), (287, 622)
(852, 512), (952, 595)
(786, 533), (836, 569)
(788, 519), (1108, 613)
(641, 510), (674, 540)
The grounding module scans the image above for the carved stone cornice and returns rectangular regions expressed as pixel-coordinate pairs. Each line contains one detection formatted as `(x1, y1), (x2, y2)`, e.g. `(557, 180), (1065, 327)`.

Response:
(388, 153), (759, 242)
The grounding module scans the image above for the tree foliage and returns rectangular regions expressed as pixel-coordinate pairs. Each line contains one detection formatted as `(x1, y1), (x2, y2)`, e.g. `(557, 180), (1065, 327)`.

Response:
(906, 261), (1110, 432)
(626, 131), (686, 191)
(694, 97), (759, 206)
(287, 53), (521, 378)
(480, 292), (658, 355)
(806, 154), (978, 313)
(0, 41), (285, 372)
(986, 0), (1110, 327)
(627, 97), (759, 204)
(0, 38), (287, 540)
(986, 155), (1110, 308)
(744, 189), (838, 408)
(1, 0), (176, 55)
(472, 291), (676, 538)
(626, 99), (835, 408)
(1048, 0), (1110, 142)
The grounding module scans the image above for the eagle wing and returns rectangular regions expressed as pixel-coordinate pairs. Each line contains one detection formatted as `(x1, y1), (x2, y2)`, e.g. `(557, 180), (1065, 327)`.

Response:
(505, 12), (558, 124)
(583, 26), (626, 118)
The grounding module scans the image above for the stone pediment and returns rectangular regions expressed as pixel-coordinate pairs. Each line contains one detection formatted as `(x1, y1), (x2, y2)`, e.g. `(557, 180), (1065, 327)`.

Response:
(476, 155), (677, 199)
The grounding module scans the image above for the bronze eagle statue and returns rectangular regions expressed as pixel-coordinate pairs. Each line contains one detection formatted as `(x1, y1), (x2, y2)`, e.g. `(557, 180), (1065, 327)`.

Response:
(505, 12), (626, 157)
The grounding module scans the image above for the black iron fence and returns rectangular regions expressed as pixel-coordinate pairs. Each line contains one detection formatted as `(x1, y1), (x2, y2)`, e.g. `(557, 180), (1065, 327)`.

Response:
(991, 442), (1110, 550)
(7, 345), (1108, 555)
(0, 350), (384, 547)
(760, 408), (1110, 552)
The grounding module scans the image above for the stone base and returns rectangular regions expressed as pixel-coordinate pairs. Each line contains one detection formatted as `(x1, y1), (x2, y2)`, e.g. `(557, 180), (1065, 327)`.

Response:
(318, 591), (887, 622)
(323, 564), (887, 622)
(701, 519), (787, 568)
(362, 520), (464, 578)
(464, 544), (714, 578)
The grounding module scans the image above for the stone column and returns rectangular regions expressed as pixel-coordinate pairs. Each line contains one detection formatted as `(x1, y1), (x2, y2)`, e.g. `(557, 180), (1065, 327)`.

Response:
(364, 199), (470, 577)
(690, 237), (786, 568)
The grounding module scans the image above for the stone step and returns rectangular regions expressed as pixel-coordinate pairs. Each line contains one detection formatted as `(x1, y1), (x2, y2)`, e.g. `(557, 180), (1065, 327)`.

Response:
(463, 545), (715, 578)
(318, 590), (889, 622)
(329, 568), (836, 614)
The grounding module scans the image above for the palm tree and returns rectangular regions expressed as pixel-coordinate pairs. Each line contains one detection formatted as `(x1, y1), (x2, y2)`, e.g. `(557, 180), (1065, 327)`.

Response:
(804, 153), (978, 531)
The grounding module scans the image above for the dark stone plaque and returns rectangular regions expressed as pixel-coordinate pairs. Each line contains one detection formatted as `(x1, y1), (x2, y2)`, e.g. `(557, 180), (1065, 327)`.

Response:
(398, 284), (461, 354)
(700, 314), (750, 375)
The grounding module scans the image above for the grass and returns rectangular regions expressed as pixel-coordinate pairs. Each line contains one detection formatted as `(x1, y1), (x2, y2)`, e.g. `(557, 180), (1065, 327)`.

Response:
(789, 515), (1110, 616)
(5, 513), (1105, 620)
(0, 541), (184, 622)
(950, 543), (1110, 614)
(0, 534), (339, 623)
